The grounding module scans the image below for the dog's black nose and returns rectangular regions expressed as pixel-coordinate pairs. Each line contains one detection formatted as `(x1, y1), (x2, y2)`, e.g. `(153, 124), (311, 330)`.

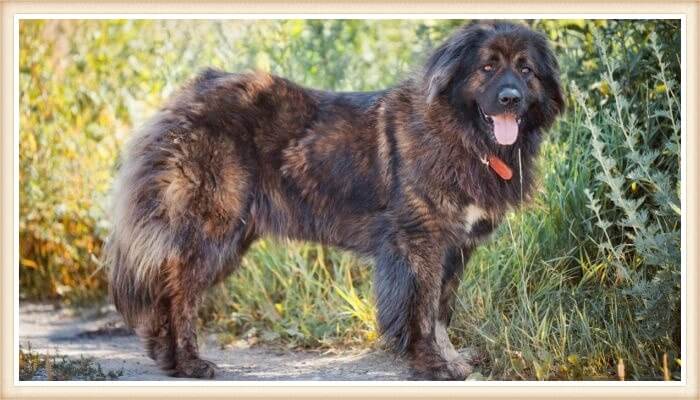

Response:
(498, 88), (521, 106)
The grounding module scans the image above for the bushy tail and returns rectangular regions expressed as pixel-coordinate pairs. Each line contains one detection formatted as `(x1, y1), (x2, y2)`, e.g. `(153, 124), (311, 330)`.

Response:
(104, 113), (181, 329)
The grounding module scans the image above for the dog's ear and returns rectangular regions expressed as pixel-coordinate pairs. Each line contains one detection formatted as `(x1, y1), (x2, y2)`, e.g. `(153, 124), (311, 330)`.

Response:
(425, 22), (491, 103)
(425, 41), (462, 103)
(532, 32), (566, 119)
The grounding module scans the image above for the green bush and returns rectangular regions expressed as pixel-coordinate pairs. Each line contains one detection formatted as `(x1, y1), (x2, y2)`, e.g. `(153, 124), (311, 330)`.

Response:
(19, 19), (680, 380)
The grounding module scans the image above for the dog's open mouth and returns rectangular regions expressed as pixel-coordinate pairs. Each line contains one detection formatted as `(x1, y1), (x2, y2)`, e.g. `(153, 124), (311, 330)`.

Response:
(479, 106), (522, 146)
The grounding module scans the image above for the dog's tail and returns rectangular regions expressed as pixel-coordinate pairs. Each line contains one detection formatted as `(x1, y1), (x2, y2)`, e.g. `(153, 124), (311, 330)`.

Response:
(103, 113), (181, 330)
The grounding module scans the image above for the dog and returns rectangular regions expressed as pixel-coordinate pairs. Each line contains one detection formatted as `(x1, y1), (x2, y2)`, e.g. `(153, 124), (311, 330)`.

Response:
(105, 20), (564, 380)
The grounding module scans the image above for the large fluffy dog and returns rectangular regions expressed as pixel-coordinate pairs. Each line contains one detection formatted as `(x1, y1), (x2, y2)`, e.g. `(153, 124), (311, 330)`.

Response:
(106, 21), (564, 380)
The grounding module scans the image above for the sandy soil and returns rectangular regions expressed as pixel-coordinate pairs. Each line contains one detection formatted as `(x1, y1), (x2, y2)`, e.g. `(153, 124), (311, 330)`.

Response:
(19, 303), (483, 381)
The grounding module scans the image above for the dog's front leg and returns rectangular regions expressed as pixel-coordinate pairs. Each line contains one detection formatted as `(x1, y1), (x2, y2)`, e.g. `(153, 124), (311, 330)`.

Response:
(374, 235), (472, 380)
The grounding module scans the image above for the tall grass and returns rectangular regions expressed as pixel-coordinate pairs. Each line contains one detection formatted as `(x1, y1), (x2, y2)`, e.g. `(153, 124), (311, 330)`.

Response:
(201, 240), (377, 349)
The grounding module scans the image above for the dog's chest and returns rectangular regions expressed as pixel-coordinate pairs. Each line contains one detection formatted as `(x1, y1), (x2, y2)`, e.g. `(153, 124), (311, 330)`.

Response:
(459, 204), (495, 240)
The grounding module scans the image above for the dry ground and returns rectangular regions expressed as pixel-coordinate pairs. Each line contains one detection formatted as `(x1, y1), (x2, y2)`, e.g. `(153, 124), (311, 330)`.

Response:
(20, 303), (479, 381)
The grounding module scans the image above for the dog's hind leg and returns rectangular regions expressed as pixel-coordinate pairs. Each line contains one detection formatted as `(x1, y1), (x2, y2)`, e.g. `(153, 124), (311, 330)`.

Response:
(166, 228), (257, 378)
(166, 258), (218, 378)
(108, 122), (256, 378)
(140, 295), (177, 372)
(158, 131), (255, 378)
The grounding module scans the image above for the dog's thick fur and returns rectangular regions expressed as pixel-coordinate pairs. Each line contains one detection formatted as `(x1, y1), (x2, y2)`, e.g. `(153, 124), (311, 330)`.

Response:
(106, 21), (564, 380)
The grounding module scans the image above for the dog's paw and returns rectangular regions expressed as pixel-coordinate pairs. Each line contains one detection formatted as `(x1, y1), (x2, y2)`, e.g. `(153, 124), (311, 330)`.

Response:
(174, 358), (217, 379)
(443, 358), (473, 380)
(411, 358), (473, 380)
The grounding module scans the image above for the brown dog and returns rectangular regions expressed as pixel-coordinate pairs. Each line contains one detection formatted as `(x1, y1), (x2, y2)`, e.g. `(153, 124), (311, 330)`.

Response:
(105, 20), (564, 380)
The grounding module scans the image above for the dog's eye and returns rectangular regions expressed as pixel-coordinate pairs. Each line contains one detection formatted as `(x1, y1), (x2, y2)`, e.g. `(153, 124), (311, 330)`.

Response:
(521, 66), (531, 75)
(482, 64), (493, 72)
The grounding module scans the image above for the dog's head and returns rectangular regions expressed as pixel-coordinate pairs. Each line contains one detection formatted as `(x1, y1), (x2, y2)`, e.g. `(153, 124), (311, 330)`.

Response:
(424, 21), (564, 149)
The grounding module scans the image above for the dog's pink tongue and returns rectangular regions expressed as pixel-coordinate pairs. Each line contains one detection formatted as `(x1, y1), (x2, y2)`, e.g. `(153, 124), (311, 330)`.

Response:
(492, 114), (518, 145)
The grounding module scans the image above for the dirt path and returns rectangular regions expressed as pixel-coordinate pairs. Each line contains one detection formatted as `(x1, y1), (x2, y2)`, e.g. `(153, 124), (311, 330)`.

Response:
(19, 303), (421, 381)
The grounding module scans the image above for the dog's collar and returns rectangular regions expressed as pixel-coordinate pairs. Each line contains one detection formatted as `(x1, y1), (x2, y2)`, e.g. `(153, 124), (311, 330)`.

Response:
(480, 154), (513, 181)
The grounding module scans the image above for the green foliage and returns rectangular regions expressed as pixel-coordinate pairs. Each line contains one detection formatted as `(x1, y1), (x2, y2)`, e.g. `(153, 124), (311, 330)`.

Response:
(19, 19), (681, 380)
(19, 344), (124, 381)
